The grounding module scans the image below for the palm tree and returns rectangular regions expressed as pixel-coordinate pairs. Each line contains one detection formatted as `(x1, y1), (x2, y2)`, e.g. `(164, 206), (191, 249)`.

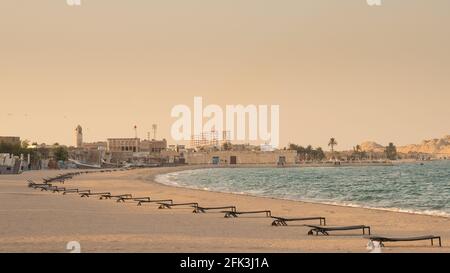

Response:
(353, 145), (362, 161)
(328, 137), (337, 152)
(328, 138), (338, 160)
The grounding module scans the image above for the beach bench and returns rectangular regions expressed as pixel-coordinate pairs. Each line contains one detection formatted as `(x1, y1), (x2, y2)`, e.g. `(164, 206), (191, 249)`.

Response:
(194, 206), (237, 214)
(43, 177), (66, 184)
(42, 178), (53, 183)
(158, 202), (199, 210)
(271, 216), (326, 226)
(136, 199), (174, 206)
(51, 186), (66, 193)
(31, 184), (54, 191)
(367, 235), (442, 247)
(43, 185), (59, 192)
(99, 194), (132, 200)
(116, 197), (150, 203)
(27, 180), (37, 188)
(43, 174), (74, 184)
(224, 210), (272, 218)
(306, 225), (371, 236)
(31, 184), (51, 189)
(27, 180), (49, 189)
(80, 192), (111, 198)
(60, 188), (79, 194)
(63, 189), (90, 195)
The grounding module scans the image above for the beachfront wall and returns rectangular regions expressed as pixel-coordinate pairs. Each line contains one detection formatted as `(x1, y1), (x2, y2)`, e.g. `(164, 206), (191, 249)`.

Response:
(185, 150), (297, 165)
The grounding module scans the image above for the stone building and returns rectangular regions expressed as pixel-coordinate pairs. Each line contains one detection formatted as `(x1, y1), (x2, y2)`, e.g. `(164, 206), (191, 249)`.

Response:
(107, 138), (140, 152)
(185, 150), (297, 165)
(140, 139), (167, 153)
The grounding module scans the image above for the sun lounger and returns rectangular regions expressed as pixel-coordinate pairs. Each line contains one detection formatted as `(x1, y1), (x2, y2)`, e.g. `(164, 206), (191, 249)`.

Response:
(43, 185), (59, 191)
(63, 189), (90, 195)
(34, 185), (50, 191)
(271, 216), (326, 226)
(224, 210), (272, 218)
(42, 178), (53, 183)
(51, 187), (66, 193)
(28, 182), (50, 189)
(53, 178), (68, 183)
(116, 197), (150, 203)
(367, 235), (442, 247)
(31, 184), (54, 191)
(27, 180), (37, 187)
(43, 178), (65, 183)
(306, 225), (370, 236)
(43, 174), (74, 183)
(194, 206), (237, 214)
(80, 192), (111, 198)
(158, 202), (199, 209)
(99, 194), (132, 200)
(60, 188), (79, 194)
(136, 199), (174, 206)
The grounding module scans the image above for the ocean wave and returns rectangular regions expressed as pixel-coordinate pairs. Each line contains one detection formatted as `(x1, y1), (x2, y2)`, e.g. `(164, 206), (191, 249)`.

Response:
(154, 173), (180, 187)
(153, 166), (450, 219)
(301, 200), (450, 218)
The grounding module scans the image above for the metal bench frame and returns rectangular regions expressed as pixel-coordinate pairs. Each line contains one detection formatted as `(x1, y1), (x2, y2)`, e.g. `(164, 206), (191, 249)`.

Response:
(224, 210), (272, 218)
(80, 192), (111, 198)
(368, 235), (442, 247)
(306, 225), (371, 236)
(271, 216), (326, 226)
(194, 206), (237, 214)
(137, 199), (174, 206)
(158, 202), (199, 209)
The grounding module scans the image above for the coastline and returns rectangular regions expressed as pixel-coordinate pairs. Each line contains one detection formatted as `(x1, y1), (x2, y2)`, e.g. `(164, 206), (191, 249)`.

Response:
(153, 164), (450, 219)
(0, 166), (449, 253)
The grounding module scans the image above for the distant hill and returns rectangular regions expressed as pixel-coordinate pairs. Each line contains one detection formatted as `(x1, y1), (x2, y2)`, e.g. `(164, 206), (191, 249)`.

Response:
(359, 141), (385, 153)
(397, 135), (450, 155)
(357, 135), (450, 155)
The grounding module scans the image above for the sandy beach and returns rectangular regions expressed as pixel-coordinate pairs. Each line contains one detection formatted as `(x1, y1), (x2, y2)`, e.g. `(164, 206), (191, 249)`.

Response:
(0, 166), (449, 253)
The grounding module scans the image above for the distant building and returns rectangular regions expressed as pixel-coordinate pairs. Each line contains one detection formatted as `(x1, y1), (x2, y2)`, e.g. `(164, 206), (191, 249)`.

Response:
(82, 141), (107, 151)
(75, 125), (83, 148)
(140, 139), (167, 153)
(185, 150), (296, 166)
(107, 138), (140, 152)
(0, 136), (20, 146)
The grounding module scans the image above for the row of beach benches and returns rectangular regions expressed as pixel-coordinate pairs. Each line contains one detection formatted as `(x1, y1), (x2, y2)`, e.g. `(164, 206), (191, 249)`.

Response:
(27, 170), (443, 248)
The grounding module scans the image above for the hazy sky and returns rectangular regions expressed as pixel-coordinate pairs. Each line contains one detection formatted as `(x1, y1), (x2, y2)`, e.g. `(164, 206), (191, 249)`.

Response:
(1, 0), (449, 150)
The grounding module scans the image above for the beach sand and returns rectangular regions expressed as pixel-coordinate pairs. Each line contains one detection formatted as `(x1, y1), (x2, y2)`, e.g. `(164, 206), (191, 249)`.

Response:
(0, 166), (449, 253)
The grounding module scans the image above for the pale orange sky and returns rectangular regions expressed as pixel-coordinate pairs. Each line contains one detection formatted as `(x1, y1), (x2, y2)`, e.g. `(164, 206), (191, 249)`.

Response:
(1, 0), (449, 149)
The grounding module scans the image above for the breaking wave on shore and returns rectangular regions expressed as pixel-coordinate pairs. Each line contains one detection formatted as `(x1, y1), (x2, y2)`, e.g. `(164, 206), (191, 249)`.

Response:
(154, 161), (450, 218)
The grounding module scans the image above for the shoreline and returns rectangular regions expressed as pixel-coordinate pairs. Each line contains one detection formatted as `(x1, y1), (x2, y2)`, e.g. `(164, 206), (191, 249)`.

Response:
(152, 165), (450, 220)
(0, 166), (449, 252)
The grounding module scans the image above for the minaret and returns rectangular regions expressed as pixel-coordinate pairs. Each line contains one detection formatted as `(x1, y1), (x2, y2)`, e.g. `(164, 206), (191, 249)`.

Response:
(75, 125), (83, 148)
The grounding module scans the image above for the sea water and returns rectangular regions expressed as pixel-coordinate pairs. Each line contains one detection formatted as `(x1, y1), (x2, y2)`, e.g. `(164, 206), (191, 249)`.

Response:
(155, 161), (450, 218)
